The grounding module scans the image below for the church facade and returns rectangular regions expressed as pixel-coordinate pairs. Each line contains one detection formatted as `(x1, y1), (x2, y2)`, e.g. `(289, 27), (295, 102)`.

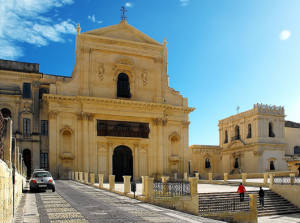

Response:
(190, 104), (300, 179)
(0, 20), (194, 180)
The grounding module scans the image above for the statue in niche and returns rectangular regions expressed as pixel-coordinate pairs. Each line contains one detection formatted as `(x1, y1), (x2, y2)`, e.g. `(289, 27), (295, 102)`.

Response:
(141, 68), (147, 86)
(98, 63), (105, 81)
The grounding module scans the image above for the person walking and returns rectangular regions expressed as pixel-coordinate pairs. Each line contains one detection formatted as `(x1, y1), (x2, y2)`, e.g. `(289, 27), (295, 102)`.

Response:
(237, 183), (246, 202)
(258, 187), (265, 208)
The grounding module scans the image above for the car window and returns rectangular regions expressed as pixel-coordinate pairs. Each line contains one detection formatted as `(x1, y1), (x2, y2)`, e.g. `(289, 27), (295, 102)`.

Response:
(33, 172), (52, 178)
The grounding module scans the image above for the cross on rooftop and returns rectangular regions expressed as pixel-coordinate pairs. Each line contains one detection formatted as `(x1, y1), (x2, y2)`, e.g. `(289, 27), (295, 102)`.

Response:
(236, 106), (240, 114)
(120, 6), (127, 21)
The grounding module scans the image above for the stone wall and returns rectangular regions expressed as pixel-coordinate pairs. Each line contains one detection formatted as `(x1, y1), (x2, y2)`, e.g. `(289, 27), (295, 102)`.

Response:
(0, 159), (26, 223)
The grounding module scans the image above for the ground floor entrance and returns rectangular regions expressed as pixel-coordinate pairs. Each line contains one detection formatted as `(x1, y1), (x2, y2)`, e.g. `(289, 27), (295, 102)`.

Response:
(113, 145), (133, 182)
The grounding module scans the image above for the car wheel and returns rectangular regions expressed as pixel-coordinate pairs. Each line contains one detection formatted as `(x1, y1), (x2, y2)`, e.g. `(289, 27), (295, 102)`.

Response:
(52, 187), (55, 192)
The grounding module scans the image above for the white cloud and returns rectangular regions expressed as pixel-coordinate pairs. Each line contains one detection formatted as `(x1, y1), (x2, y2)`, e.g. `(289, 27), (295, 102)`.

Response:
(0, 0), (76, 60)
(180, 0), (189, 6)
(125, 2), (134, 7)
(88, 15), (102, 24)
(279, 30), (291, 41)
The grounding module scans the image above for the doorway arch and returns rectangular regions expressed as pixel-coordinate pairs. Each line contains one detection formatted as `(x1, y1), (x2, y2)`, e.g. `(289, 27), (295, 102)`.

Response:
(113, 145), (133, 182)
(23, 149), (31, 178)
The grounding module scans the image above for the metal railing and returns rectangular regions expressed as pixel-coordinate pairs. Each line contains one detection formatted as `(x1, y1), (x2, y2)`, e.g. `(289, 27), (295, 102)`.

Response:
(199, 198), (250, 214)
(231, 135), (240, 141)
(153, 180), (190, 198)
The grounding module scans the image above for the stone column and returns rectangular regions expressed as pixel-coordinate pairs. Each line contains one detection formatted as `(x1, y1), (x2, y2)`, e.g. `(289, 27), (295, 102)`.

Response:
(49, 111), (58, 178)
(90, 173), (95, 185)
(98, 174), (104, 187)
(263, 173), (268, 185)
(109, 175), (115, 190)
(15, 147), (19, 173)
(133, 143), (139, 180)
(242, 173), (247, 184)
(75, 172), (78, 181)
(153, 118), (166, 175)
(182, 121), (190, 174)
(184, 172), (188, 180)
(76, 114), (83, 171)
(108, 142), (113, 175)
(88, 114), (95, 175)
(82, 113), (89, 173)
(249, 194), (258, 213)
(3, 119), (12, 167)
(141, 176), (148, 196)
(224, 173), (228, 183)
(79, 172), (83, 181)
(208, 173), (213, 181)
(145, 178), (154, 203)
(123, 176), (131, 194)
(189, 177), (198, 196)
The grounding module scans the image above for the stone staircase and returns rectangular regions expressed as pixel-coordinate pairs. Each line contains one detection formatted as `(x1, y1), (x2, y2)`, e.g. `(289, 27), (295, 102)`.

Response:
(198, 190), (300, 217)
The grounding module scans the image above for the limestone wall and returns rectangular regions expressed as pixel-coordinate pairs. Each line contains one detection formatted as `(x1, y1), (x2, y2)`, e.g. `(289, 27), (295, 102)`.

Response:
(0, 159), (26, 223)
(271, 185), (300, 208)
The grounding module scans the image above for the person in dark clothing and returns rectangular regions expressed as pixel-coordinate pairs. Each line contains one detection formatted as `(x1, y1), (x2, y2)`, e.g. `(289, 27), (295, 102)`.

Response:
(258, 187), (265, 208)
(237, 183), (246, 202)
(298, 166), (300, 176)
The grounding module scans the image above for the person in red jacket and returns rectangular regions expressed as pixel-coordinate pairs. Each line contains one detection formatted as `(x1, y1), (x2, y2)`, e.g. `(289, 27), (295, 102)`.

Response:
(237, 183), (246, 202)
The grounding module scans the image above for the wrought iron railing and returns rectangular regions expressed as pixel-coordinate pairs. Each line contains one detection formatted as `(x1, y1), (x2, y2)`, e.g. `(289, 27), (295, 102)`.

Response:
(153, 180), (190, 198)
(199, 198), (250, 214)
(274, 176), (300, 185)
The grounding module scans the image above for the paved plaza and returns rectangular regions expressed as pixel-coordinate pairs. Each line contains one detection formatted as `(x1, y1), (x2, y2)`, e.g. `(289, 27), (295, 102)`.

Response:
(13, 180), (300, 223)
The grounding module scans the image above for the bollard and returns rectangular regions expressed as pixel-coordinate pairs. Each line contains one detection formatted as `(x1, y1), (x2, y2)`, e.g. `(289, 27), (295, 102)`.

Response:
(290, 173), (295, 185)
(263, 173), (268, 185)
(79, 172), (83, 181)
(141, 176), (148, 196)
(184, 172), (188, 180)
(84, 172), (89, 184)
(174, 172), (177, 180)
(269, 174), (274, 188)
(90, 173), (95, 185)
(145, 178), (154, 202)
(123, 176), (131, 194)
(208, 173), (213, 181)
(195, 172), (199, 180)
(109, 175), (115, 190)
(161, 176), (170, 194)
(98, 174), (104, 188)
(242, 173), (247, 184)
(75, 172), (78, 181)
(224, 173), (228, 183)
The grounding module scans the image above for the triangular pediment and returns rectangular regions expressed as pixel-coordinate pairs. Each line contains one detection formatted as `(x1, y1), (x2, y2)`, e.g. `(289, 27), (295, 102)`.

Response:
(226, 140), (246, 149)
(83, 21), (162, 46)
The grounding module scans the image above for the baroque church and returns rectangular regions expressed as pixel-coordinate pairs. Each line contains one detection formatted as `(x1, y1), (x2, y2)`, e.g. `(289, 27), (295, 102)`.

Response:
(1, 19), (299, 181)
(0, 20), (194, 180)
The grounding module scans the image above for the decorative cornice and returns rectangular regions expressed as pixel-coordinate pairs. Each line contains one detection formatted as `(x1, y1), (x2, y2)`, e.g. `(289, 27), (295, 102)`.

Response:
(0, 71), (42, 79)
(106, 136), (142, 142)
(48, 111), (58, 119)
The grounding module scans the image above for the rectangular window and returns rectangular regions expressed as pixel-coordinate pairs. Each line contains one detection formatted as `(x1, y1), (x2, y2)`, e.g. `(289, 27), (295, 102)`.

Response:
(23, 83), (31, 99)
(41, 120), (48, 135)
(23, 118), (30, 134)
(41, 153), (48, 168)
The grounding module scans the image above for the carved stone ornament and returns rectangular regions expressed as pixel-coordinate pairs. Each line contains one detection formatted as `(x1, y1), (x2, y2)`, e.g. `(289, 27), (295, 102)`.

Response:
(141, 68), (147, 86)
(253, 149), (264, 157)
(48, 111), (58, 119)
(60, 125), (74, 134)
(169, 156), (181, 165)
(77, 112), (92, 120)
(169, 132), (180, 140)
(153, 118), (168, 126)
(59, 153), (75, 160)
(153, 57), (164, 64)
(23, 101), (31, 111)
(113, 69), (135, 83)
(98, 63), (105, 81)
(182, 121), (190, 128)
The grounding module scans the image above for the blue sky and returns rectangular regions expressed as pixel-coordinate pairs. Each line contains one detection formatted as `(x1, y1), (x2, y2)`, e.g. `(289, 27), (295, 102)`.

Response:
(1, 0), (300, 145)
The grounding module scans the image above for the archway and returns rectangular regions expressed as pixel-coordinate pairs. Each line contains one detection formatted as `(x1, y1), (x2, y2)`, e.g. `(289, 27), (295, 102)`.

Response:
(113, 145), (133, 182)
(23, 149), (31, 178)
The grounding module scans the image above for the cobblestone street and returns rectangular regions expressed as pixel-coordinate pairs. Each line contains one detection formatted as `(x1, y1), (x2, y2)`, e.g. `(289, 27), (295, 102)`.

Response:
(14, 180), (223, 223)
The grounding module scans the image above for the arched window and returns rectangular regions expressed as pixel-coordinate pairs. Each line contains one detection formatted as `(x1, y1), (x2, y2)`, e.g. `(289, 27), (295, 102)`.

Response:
(117, 73), (131, 98)
(294, 146), (300, 154)
(1, 108), (11, 118)
(234, 125), (240, 140)
(224, 130), (228, 143)
(247, 123), (252, 138)
(205, 158), (211, 168)
(269, 122), (275, 137)
(39, 88), (48, 99)
(270, 161), (275, 170)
